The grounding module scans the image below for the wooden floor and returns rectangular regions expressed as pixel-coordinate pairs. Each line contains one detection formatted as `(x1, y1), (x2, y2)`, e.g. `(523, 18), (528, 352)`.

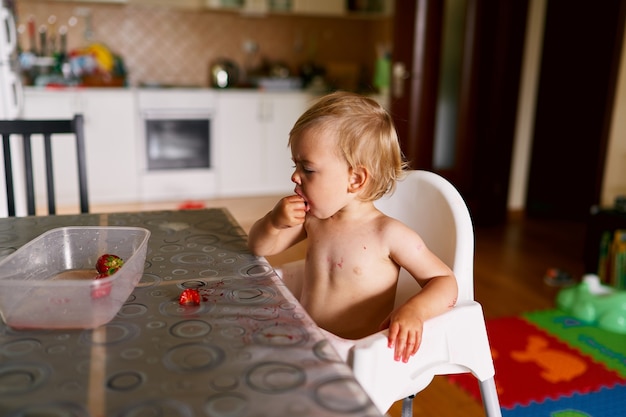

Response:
(88, 197), (588, 417)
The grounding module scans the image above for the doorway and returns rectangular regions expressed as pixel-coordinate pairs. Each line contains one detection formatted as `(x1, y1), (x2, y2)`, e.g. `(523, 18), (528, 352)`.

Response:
(525, 0), (626, 221)
(390, 0), (529, 225)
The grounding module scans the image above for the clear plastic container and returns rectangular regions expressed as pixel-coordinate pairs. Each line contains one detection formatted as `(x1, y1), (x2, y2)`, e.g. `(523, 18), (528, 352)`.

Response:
(0, 226), (150, 329)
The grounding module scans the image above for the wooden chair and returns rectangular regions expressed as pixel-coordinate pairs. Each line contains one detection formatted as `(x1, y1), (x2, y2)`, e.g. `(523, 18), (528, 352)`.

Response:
(0, 114), (89, 216)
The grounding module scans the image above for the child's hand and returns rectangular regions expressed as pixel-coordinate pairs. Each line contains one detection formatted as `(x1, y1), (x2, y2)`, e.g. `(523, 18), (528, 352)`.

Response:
(380, 306), (424, 363)
(269, 195), (308, 230)
(248, 195), (308, 256)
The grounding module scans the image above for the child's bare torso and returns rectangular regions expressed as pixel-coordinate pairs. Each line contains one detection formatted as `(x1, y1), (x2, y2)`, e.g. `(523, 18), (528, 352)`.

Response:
(299, 210), (400, 339)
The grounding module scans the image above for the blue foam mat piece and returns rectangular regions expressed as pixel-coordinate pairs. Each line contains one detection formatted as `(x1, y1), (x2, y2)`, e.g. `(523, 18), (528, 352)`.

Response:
(501, 382), (626, 417)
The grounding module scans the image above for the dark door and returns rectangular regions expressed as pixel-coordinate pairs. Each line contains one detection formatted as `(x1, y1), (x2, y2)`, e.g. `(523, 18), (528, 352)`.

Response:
(525, 0), (626, 221)
(390, 0), (528, 225)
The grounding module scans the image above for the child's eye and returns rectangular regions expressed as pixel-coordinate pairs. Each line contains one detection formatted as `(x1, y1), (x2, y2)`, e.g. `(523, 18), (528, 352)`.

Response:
(293, 162), (314, 174)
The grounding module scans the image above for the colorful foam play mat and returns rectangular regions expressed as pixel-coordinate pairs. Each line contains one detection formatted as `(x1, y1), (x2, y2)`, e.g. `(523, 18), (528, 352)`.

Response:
(447, 310), (626, 416)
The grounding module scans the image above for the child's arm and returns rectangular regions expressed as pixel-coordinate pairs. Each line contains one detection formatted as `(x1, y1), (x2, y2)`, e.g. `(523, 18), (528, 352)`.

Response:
(248, 195), (308, 256)
(380, 221), (459, 363)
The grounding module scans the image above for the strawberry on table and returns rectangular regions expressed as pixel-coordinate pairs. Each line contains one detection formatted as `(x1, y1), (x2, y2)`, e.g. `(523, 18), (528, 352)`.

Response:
(179, 289), (201, 306)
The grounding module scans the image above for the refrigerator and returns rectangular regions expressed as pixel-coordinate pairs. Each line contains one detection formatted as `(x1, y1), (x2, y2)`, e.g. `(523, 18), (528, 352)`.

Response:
(1, 2), (24, 216)
(0, 3), (22, 120)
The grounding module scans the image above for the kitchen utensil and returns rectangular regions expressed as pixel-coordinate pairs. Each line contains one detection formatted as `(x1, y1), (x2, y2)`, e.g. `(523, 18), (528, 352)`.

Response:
(210, 59), (239, 88)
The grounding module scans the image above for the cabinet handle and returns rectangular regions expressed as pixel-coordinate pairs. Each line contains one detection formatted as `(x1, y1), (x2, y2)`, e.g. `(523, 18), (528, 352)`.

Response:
(392, 62), (410, 99)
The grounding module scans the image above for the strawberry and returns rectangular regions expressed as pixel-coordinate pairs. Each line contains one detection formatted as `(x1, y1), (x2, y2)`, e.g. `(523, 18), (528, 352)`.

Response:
(95, 254), (124, 276)
(91, 273), (112, 299)
(179, 289), (201, 306)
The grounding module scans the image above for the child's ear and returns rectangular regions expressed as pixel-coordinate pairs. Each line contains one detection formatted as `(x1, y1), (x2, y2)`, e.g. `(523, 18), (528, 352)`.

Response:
(349, 166), (368, 193)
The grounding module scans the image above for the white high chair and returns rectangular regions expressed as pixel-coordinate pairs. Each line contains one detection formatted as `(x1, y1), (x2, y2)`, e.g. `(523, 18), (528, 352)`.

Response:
(348, 170), (501, 416)
(277, 170), (501, 416)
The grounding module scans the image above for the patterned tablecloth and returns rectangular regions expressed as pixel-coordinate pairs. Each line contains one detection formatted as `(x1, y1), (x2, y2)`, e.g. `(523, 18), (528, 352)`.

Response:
(0, 208), (382, 417)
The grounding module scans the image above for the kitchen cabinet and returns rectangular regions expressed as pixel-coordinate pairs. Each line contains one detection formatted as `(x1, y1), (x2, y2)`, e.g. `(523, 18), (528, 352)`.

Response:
(41, 0), (202, 6)
(128, 0), (204, 8)
(214, 90), (310, 197)
(22, 90), (82, 119)
(214, 91), (263, 196)
(205, 0), (392, 17)
(22, 88), (311, 207)
(36, 0), (127, 3)
(30, 0), (391, 16)
(22, 88), (138, 208)
(263, 92), (312, 189)
(78, 90), (139, 204)
(291, 0), (344, 15)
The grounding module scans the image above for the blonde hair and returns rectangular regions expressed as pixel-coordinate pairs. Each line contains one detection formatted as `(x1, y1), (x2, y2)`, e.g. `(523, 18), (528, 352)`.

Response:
(289, 91), (408, 201)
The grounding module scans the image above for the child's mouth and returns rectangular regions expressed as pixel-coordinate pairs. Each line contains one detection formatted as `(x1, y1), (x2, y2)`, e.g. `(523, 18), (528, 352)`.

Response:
(295, 190), (309, 211)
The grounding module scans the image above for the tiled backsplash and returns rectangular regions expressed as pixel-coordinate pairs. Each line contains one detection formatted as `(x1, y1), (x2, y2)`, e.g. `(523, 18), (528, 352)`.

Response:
(14, 1), (391, 88)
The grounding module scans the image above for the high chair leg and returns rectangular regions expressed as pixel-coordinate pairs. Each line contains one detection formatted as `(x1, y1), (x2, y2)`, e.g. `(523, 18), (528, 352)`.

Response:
(401, 395), (414, 417)
(479, 377), (502, 417)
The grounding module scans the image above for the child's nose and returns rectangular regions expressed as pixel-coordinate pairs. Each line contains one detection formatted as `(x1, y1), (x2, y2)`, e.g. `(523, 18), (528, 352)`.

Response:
(291, 170), (300, 184)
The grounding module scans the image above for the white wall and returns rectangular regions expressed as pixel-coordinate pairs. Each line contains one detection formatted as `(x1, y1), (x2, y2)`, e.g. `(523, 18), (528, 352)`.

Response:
(602, 23), (626, 206)
(508, 0), (546, 211)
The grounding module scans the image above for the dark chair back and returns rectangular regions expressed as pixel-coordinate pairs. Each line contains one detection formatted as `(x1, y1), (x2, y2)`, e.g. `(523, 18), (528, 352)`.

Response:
(0, 114), (89, 216)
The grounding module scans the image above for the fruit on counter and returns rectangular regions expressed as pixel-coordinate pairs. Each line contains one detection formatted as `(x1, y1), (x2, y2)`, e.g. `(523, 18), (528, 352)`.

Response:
(95, 254), (125, 276)
(65, 42), (127, 87)
(179, 289), (201, 306)
(72, 43), (115, 73)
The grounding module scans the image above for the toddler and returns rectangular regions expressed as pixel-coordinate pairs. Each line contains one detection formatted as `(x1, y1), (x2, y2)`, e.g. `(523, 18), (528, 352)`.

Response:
(248, 91), (458, 363)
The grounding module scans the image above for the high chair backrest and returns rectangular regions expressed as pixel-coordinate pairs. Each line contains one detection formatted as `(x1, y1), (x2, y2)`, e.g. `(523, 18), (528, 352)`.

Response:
(374, 170), (474, 306)
(356, 170), (500, 417)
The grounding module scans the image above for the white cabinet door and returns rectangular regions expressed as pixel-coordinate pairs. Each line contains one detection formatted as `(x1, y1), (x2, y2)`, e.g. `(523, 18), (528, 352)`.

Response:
(215, 91), (265, 196)
(215, 91), (310, 196)
(79, 89), (138, 204)
(22, 90), (81, 119)
(263, 92), (310, 194)
(22, 88), (138, 208)
(21, 89), (83, 211)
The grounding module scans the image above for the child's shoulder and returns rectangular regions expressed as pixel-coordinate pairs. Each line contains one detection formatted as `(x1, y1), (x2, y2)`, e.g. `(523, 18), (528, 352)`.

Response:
(375, 211), (421, 240)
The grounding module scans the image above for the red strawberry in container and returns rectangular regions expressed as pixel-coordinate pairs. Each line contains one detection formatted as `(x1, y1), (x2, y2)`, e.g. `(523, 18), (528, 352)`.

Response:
(95, 254), (124, 276)
(91, 273), (112, 299)
(91, 254), (124, 299)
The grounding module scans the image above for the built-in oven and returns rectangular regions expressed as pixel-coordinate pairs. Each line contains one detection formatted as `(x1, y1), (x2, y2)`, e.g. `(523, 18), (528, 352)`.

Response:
(144, 112), (211, 170)
(137, 90), (217, 202)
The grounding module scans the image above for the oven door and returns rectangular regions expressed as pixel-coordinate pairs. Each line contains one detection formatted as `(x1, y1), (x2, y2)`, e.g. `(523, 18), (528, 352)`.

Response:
(140, 109), (217, 201)
(145, 114), (211, 170)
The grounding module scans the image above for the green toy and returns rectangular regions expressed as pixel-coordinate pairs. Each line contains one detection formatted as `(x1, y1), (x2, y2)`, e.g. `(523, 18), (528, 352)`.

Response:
(556, 274), (626, 334)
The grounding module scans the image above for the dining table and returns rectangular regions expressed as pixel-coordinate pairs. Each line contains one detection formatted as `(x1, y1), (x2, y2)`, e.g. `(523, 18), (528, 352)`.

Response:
(0, 208), (383, 417)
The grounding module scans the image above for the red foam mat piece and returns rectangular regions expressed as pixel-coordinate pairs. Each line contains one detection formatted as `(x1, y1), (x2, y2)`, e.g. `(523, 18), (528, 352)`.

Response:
(447, 316), (624, 409)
